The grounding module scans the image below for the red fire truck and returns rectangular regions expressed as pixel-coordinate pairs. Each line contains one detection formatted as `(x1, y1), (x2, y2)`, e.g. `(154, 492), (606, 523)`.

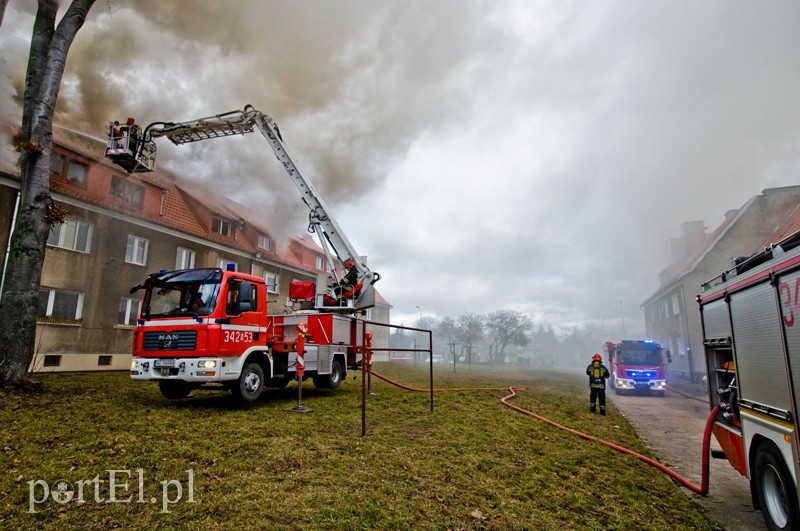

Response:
(698, 230), (800, 530)
(108, 106), (379, 401)
(603, 340), (671, 396)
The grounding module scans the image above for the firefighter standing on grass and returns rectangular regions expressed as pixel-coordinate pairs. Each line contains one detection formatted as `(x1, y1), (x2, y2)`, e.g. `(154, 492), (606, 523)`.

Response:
(586, 353), (610, 415)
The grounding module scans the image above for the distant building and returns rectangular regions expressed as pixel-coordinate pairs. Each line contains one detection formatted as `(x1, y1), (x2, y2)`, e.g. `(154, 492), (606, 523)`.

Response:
(642, 186), (800, 383)
(0, 129), (390, 372)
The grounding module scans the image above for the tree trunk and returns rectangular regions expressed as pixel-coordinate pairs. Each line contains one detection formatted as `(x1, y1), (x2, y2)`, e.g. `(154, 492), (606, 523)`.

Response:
(0, 0), (96, 388)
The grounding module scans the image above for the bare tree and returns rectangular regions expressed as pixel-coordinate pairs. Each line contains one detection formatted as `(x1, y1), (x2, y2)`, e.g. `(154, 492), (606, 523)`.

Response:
(485, 309), (532, 365)
(456, 312), (483, 363)
(0, 0), (97, 388)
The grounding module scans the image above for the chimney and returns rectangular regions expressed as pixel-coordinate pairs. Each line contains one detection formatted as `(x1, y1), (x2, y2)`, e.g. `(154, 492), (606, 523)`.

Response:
(670, 221), (707, 264)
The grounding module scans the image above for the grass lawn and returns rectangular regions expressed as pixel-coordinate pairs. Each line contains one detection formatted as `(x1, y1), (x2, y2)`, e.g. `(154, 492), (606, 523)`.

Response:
(1, 363), (715, 529)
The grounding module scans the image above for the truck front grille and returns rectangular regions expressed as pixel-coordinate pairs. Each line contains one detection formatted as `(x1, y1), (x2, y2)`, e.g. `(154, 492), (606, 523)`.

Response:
(142, 331), (197, 351)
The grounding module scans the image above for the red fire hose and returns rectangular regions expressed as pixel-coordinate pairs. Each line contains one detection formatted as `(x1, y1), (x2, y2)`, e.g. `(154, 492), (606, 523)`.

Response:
(370, 370), (720, 495)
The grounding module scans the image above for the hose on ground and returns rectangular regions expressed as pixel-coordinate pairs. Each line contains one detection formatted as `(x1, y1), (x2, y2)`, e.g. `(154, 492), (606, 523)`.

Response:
(370, 370), (719, 496)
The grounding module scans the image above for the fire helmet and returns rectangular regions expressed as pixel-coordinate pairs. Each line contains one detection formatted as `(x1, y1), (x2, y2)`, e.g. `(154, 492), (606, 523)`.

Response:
(344, 260), (355, 269)
(592, 353), (602, 361)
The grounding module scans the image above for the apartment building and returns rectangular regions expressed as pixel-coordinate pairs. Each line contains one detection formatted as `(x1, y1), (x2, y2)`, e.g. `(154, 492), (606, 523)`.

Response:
(641, 186), (800, 382)
(0, 129), (390, 372)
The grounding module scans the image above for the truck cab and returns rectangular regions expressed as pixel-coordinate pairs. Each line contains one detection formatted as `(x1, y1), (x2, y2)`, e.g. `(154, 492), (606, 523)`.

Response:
(129, 266), (271, 400)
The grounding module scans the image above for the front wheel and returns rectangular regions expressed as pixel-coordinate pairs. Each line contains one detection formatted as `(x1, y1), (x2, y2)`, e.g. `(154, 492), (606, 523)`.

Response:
(755, 443), (799, 531)
(232, 362), (264, 402)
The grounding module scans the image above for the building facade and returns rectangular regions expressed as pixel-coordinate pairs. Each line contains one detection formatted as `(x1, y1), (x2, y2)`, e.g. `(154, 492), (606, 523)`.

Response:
(0, 130), (390, 372)
(642, 186), (800, 383)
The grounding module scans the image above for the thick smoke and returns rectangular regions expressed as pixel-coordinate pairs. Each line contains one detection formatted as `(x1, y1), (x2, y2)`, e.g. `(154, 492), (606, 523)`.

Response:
(2, 1), (799, 331)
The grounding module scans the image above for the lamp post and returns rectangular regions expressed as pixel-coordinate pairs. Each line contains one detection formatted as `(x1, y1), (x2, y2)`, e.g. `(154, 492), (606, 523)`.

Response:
(619, 300), (626, 338)
(416, 305), (424, 364)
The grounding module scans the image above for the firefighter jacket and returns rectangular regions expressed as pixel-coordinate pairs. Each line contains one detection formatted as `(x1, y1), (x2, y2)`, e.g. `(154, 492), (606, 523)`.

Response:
(586, 360), (610, 389)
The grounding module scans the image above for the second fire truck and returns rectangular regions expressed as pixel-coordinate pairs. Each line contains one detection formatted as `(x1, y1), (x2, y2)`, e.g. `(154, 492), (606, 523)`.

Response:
(603, 340), (671, 395)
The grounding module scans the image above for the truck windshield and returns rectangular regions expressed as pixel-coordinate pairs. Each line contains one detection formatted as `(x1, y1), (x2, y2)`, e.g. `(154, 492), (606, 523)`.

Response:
(619, 349), (661, 365)
(140, 269), (222, 318)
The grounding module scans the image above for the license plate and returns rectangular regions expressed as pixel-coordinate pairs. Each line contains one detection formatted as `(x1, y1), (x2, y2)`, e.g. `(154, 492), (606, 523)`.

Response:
(154, 359), (175, 367)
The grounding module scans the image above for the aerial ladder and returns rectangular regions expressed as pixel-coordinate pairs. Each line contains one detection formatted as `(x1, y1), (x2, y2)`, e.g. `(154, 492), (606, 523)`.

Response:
(104, 105), (379, 310)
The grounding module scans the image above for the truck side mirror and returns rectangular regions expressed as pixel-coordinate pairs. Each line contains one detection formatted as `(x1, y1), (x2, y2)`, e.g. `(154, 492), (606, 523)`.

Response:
(665, 350), (672, 364)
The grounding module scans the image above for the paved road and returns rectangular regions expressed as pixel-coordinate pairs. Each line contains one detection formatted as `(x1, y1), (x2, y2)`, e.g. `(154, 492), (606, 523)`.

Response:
(610, 384), (766, 531)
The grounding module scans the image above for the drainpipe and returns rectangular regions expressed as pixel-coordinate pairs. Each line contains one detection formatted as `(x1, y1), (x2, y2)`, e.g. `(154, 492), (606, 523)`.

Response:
(680, 284), (695, 383)
(0, 190), (21, 300)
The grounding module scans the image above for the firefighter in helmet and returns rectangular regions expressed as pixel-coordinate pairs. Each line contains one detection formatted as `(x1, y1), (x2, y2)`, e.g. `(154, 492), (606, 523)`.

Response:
(333, 259), (358, 303)
(586, 353), (610, 415)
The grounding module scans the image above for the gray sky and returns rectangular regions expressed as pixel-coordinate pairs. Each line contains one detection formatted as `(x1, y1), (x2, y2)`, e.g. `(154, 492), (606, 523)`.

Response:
(2, 0), (799, 333)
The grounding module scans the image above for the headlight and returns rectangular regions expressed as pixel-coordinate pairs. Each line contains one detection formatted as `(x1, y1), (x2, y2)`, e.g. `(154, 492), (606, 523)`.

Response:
(130, 360), (138, 369)
(198, 360), (216, 369)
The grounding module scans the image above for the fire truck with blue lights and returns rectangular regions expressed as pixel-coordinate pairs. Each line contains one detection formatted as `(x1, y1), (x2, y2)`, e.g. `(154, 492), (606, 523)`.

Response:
(105, 106), (380, 402)
(698, 230), (800, 530)
(603, 340), (671, 396)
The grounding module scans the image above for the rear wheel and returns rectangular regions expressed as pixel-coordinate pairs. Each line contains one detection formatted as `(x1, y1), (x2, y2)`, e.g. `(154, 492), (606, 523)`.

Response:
(159, 380), (192, 400)
(755, 443), (799, 530)
(313, 358), (345, 390)
(232, 362), (264, 402)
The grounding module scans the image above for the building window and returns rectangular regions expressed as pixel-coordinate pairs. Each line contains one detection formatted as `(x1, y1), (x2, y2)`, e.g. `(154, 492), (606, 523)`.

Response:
(265, 273), (279, 294)
(118, 297), (140, 325)
(125, 235), (149, 265)
(176, 247), (196, 270)
(38, 288), (84, 320)
(110, 176), (144, 207)
(43, 355), (62, 367)
(315, 256), (324, 270)
(50, 152), (65, 174)
(216, 258), (237, 271)
(257, 234), (272, 251)
(212, 217), (231, 237)
(98, 355), (112, 367)
(47, 219), (92, 253)
(66, 161), (87, 185)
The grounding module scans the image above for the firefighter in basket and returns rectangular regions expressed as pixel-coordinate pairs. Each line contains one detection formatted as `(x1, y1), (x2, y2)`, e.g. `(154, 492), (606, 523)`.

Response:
(332, 259), (358, 304)
(586, 353), (610, 415)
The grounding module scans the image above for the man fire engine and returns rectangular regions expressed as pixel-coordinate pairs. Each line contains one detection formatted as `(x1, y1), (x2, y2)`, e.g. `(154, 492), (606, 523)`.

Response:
(603, 340), (671, 396)
(698, 230), (800, 530)
(106, 106), (379, 402)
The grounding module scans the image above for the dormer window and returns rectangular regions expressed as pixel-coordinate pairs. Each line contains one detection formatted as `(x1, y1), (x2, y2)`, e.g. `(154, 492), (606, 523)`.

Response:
(257, 234), (272, 251)
(110, 175), (144, 207)
(50, 152), (86, 186)
(212, 217), (231, 237)
(66, 162), (87, 185)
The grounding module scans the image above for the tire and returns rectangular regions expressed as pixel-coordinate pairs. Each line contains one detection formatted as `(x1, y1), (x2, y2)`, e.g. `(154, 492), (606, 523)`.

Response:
(159, 380), (192, 400)
(232, 362), (264, 402)
(313, 358), (344, 390)
(754, 443), (799, 531)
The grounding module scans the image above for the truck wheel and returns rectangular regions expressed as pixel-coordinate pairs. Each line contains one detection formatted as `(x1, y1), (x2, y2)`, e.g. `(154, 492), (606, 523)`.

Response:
(755, 443), (799, 531)
(232, 362), (264, 402)
(313, 359), (344, 390)
(159, 380), (192, 399)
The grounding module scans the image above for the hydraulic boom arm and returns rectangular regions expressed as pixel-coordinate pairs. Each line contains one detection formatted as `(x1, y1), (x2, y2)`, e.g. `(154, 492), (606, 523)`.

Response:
(104, 106), (379, 308)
